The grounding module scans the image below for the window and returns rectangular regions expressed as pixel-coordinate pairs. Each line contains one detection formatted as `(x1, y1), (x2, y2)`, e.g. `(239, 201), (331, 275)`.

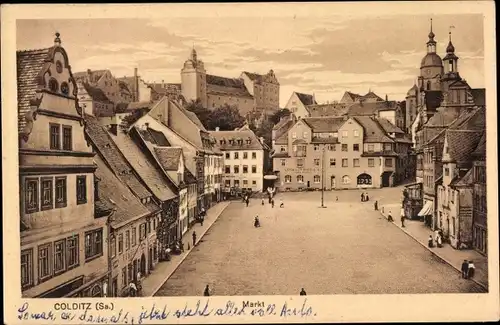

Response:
(342, 131), (348, 138)
(234, 180), (240, 187)
(342, 144), (348, 152)
(54, 239), (66, 274)
(384, 143), (392, 151)
(225, 165), (230, 174)
(110, 236), (116, 258)
(67, 236), (79, 268)
(225, 153), (230, 159)
(342, 175), (351, 184)
(280, 159), (286, 166)
(122, 267), (127, 287)
(284, 175), (292, 183)
(252, 180), (257, 185)
(125, 230), (130, 251)
(444, 167), (449, 176)
(330, 158), (336, 166)
(91, 285), (102, 298)
(243, 152), (248, 159)
(280, 146), (286, 152)
(314, 175), (321, 183)
(21, 249), (33, 289)
(76, 175), (87, 205)
(50, 123), (61, 150)
(41, 177), (53, 211)
(62, 126), (72, 151)
(234, 165), (239, 173)
(353, 130), (360, 137)
(367, 144), (374, 152)
(368, 158), (375, 167)
(303, 132), (308, 138)
(225, 180), (231, 187)
(243, 180), (248, 186)
(353, 158), (360, 167)
(243, 165), (248, 173)
(296, 158), (304, 168)
(251, 165), (257, 173)
(385, 158), (393, 167)
(55, 177), (67, 208)
(314, 159), (320, 166)
(234, 152), (239, 159)
(314, 145), (319, 151)
(85, 229), (103, 260)
(342, 159), (348, 167)
(328, 144), (336, 151)
(140, 223), (146, 241)
(297, 175), (304, 183)
(252, 152), (256, 159)
(292, 132), (297, 139)
(132, 227), (137, 246)
(38, 244), (51, 281)
(25, 178), (39, 213)
(353, 144), (359, 152)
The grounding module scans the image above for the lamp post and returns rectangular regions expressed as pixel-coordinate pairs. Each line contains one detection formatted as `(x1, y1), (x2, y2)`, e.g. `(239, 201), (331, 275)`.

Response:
(320, 144), (326, 208)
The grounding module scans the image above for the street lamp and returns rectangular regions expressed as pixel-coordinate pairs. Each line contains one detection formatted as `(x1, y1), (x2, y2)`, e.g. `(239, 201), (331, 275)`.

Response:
(320, 144), (327, 208)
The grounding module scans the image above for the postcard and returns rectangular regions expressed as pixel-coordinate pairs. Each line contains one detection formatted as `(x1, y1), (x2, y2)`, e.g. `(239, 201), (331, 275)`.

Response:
(1, 1), (499, 324)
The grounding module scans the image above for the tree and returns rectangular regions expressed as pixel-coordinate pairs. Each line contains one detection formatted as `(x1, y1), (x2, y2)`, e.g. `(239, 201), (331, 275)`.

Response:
(185, 99), (211, 129)
(269, 108), (291, 125)
(207, 104), (245, 131)
(253, 118), (273, 149)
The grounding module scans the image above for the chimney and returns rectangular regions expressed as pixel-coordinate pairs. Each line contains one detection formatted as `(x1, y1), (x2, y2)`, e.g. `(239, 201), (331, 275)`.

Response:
(162, 80), (165, 88)
(134, 68), (139, 101)
(385, 94), (388, 101)
(260, 137), (264, 144)
(215, 126), (220, 131)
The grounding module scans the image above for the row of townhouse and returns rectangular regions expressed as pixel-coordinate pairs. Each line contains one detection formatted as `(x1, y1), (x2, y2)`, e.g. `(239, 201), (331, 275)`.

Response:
(17, 33), (223, 298)
(271, 113), (413, 191)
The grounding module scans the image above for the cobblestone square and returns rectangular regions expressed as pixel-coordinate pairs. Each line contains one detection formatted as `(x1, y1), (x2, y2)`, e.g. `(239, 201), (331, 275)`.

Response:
(155, 188), (485, 296)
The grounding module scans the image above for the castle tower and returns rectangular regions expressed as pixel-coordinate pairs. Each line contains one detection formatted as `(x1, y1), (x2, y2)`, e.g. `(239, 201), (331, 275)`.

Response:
(181, 47), (207, 107)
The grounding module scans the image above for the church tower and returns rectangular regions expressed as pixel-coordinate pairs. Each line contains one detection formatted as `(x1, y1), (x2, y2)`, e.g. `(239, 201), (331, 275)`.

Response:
(181, 47), (207, 107)
(442, 30), (460, 81)
(418, 19), (444, 91)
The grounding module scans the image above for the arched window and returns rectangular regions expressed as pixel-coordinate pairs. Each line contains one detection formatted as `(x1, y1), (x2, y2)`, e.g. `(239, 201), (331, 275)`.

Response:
(313, 175), (321, 183)
(297, 175), (304, 183)
(426, 80), (431, 90)
(284, 175), (292, 183)
(48, 78), (59, 92)
(342, 175), (351, 184)
(91, 285), (102, 297)
(357, 173), (372, 185)
(60, 82), (69, 95)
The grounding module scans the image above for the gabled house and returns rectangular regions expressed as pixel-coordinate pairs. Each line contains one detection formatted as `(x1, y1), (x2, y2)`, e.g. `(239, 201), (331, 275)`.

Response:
(284, 92), (317, 119)
(471, 132), (487, 255)
(76, 81), (114, 118)
(18, 33), (110, 298)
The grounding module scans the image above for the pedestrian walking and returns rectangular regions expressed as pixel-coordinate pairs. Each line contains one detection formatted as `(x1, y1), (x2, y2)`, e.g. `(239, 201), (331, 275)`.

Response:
(461, 260), (469, 279)
(374, 200), (378, 211)
(246, 198), (249, 207)
(261, 198), (264, 205)
(436, 234), (443, 248)
(129, 282), (138, 297)
(400, 208), (405, 227)
(300, 288), (307, 296)
(336, 196), (339, 201)
(361, 193), (365, 202)
(200, 216), (204, 226)
(467, 260), (475, 279)
(387, 211), (394, 222)
(365, 193), (369, 201)
(280, 199), (284, 208)
(204, 284), (210, 296)
(427, 235), (434, 248)
(192, 231), (197, 246)
(180, 240), (184, 253)
(271, 199), (275, 208)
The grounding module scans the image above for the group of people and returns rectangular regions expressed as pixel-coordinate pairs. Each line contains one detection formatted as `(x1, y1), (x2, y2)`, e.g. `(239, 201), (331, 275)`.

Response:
(428, 230), (444, 248)
(360, 192), (370, 202)
(461, 260), (476, 279)
(128, 272), (143, 297)
(202, 285), (307, 296)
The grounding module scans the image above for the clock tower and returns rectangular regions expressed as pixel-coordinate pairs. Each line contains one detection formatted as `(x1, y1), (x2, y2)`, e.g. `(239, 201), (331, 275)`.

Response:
(419, 19), (444, 91)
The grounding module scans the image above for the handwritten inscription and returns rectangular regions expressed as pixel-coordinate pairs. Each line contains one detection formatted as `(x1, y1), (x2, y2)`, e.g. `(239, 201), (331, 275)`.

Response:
(16, 299), (317, 324)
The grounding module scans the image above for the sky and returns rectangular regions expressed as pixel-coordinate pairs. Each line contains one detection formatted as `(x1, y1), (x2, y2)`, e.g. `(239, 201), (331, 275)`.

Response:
(16, 11), (485, 107)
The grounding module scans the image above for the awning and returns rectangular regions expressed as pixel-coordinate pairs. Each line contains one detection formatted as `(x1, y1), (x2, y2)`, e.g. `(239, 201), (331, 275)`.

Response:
(417, 201), (433, 216)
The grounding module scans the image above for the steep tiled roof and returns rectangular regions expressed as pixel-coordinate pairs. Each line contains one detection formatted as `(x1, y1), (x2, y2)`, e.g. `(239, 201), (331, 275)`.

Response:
(207, 83), (253, 98)
(425, 108), (460, 127)
(273, 114), (292, 130)
(302, 117), (345, 133)
(17, 48), (51, 132)
(153, 147), (182, 171)
(352, 116), (393, 143)
(453, 167), (474, 187)
(210, 130), (264, 150)
(445, 130), (484, 163)
(306, 103), (349, 117)
(85, 115), (151, 199)
(184, 168), (197, 184)
(361, 91), (384, 101)
(180, 105), (207, 131)
(275, 133), (288, 144)
(472, 131), (486, 157)
(470, 88), (486, 106)
(376, 118), (404, 134)
(346, 101), (398, 116)
(73, 69), (107, 84)
(139, 127), (171, 146)
(94, 155), (150, 227)
(82, 82), (113, 103)
(110, 129), (177, 202)
(242, 71), (263, 82)
(343, 91), (362, 101)
(295, 92), (317, 106)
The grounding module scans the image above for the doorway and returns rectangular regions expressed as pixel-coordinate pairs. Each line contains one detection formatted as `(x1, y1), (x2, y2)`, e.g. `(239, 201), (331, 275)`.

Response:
(140, 254), (146, 275)
(112, 277), (118, 298)
(330, 176), (336, 189)
(149, 248), (153, 272)
(307, 181), (310, 188)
